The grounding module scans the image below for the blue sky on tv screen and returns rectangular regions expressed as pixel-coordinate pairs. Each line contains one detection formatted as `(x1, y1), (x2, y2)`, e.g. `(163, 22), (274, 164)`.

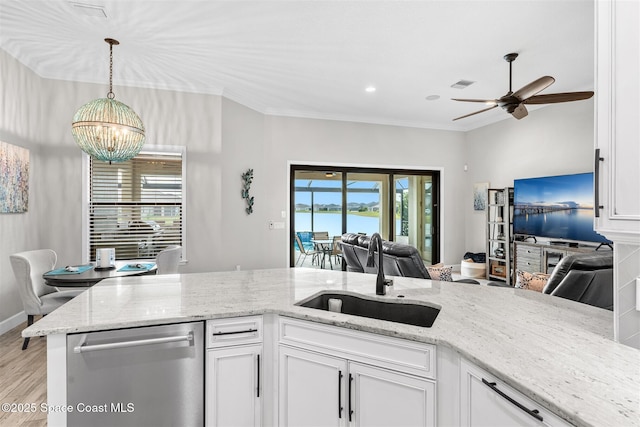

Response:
(514, 172), (593, 208)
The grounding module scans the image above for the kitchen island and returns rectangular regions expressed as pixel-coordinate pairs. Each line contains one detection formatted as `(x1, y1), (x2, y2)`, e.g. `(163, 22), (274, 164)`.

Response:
(24, 268), (640, 426)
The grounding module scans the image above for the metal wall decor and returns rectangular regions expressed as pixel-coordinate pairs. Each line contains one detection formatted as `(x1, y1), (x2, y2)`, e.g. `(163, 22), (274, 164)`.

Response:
(241, 168), (254, 214)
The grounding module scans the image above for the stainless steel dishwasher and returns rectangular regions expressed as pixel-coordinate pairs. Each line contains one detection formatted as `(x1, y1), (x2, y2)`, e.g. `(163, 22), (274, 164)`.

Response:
(67, 321), (204, 427)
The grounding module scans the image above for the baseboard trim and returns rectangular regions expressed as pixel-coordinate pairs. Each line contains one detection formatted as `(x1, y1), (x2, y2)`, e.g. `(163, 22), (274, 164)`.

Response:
(0, 311), (26, 336)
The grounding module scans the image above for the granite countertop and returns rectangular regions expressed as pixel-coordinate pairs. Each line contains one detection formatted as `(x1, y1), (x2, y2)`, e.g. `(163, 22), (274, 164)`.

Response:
(24, 268), (639, 427)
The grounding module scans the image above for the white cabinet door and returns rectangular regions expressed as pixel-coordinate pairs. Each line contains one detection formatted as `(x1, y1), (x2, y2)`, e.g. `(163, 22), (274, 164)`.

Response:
(349, 362), (436, 427)
(206, 344), (261, 427)
(460, 359), (571, 427)
(279, 346), (348, 427)
(595, 0), (640, 239)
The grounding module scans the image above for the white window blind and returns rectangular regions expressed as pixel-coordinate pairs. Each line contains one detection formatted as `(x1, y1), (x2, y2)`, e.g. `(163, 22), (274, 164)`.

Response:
(89, 151), (183, 261)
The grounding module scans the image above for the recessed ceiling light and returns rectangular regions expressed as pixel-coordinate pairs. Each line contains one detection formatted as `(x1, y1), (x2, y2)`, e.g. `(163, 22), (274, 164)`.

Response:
(365, 86), (376, 93)
(425, 95), (440, 101)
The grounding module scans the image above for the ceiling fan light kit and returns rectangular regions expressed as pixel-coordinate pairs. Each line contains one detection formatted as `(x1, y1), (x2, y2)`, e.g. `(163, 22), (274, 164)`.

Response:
(71, 38), (145, 164)
(452, 52), (594, 121)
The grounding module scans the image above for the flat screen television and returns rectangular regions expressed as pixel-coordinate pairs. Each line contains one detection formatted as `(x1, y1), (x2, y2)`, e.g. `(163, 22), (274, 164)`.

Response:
(513, 172), (611, 244)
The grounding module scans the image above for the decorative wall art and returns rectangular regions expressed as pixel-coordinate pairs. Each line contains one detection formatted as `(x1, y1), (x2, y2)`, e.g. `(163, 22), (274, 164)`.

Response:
(241, 168), (254, 215)
(0, 141), (29, 213)
(473, 182), (489, 211)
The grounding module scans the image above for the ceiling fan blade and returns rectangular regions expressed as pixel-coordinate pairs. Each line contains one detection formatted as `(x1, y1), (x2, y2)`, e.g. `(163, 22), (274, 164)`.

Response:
(511, 104), (528, 120)
(452, 104), (498, 121)
(523, 91), (594, 104)
(451, 98), (498, 104)
(513, 76), (555, 101)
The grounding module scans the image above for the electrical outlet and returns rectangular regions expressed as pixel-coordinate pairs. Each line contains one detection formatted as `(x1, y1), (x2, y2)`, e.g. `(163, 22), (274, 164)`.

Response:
(268, 221), (274, 230)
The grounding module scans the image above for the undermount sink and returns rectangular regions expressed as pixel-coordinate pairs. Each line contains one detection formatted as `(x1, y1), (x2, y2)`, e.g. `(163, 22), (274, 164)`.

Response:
(296, 291), (441, 328)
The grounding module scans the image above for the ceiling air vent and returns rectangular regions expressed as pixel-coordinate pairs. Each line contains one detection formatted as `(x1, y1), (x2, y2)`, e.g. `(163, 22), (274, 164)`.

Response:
(451, 80), (475, 89)
(69, 2), (107, 18)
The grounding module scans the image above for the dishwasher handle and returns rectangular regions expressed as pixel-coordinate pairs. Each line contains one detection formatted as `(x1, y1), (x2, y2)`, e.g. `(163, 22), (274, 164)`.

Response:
(74, 331), (194, 353)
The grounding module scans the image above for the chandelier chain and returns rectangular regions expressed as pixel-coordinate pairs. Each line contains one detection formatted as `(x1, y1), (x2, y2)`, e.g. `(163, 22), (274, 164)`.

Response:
(107, 39), (115, 99)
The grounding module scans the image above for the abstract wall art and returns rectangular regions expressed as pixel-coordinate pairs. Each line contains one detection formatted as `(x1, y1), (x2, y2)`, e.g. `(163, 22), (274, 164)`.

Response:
(473, 182), (489, 211)
(0, 141), (29, 213)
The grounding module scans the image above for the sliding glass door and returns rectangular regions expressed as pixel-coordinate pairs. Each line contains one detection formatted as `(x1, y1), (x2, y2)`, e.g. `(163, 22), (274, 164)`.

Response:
(291, 166), (439, 268)
(345, 173), (389, 239)
(294, 171), (343, 237)
(393, 175), (436, 264)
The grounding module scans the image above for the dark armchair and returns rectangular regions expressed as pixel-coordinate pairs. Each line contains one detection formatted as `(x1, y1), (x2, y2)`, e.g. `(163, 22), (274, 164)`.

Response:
(339, 233), (479, 283)
(542, 251), (614, 310)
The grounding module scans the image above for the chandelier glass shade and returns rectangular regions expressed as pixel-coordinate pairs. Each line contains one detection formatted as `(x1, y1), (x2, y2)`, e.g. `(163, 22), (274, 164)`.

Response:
(71, 38), (145, 164)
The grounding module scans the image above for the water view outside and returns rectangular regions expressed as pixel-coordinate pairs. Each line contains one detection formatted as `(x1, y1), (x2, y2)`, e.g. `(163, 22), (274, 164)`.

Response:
(295, 212), (391, 237)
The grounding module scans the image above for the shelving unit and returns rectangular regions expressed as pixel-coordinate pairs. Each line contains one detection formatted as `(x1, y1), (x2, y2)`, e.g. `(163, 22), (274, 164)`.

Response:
(486, 187), (514, 284)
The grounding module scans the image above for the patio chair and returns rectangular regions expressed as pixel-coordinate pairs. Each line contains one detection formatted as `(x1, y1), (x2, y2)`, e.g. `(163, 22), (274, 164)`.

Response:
(295, 233), (320, 266)
(331, 235), (343, 265)
(313, 231), (330, 240)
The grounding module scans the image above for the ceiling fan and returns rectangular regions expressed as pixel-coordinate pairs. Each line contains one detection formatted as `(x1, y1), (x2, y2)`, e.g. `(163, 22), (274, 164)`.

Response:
(452, 53), (594, 121)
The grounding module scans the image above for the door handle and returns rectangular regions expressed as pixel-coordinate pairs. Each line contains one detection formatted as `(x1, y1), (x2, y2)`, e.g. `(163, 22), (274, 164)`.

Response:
(256, 354), (261, 398)
(481, 378), (543, 422)
(338, 370), (343, 419)
(211, 328), (258, 336)
(594, 148), (604, 218)
(74, 331), (193, 353)
(348, 373), (354, 422)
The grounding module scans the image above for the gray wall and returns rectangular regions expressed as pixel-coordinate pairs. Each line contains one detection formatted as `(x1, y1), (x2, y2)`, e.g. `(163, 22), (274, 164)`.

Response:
(0, 47), (595, 333)
(464, 100), (595, 253)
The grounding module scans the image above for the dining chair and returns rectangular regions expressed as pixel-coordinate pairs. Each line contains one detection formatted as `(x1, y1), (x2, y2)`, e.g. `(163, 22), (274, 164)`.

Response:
(9, 249), (79, 350)
(155, 245), (182, 274)
(295, 233), (320, 266)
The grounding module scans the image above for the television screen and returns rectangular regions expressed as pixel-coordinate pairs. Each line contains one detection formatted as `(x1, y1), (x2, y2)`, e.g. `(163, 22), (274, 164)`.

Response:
(513, 172), (611, 243)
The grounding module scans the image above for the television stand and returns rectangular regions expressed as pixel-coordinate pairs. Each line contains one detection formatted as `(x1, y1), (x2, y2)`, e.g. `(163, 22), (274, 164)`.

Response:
(514, 241), (603, 276)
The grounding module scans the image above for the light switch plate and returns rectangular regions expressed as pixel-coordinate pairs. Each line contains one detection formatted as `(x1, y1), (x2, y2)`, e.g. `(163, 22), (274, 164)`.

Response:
(636, 278), (640, 311)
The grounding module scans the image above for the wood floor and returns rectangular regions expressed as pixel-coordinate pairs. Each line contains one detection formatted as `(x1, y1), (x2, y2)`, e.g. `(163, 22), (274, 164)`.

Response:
(0, 321), (47, 427)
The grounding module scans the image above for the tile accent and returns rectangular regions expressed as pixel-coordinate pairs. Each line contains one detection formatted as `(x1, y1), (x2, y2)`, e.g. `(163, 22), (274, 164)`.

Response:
(615, 242), (640, 348)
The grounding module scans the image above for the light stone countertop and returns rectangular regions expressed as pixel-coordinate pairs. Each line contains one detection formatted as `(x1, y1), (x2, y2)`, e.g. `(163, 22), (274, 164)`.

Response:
(24, 268), (639, 427)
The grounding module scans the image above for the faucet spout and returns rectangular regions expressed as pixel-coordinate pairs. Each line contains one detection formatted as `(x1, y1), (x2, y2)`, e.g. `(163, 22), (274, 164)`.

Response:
(366, 233), (390, 295)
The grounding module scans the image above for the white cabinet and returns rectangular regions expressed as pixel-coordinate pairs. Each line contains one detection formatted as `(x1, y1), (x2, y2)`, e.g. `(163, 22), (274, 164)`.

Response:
(460, 358), (572, 427)
(349, 361), (435, 427)
(279, 346), (347, 427)
(206, 316), (263, 427)
(278, 317), (436, 427)
(595, 0), (640, 240)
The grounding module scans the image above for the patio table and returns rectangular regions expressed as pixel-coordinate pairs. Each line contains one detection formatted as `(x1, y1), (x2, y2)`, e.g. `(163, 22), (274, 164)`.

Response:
(311, 239), (334, 269)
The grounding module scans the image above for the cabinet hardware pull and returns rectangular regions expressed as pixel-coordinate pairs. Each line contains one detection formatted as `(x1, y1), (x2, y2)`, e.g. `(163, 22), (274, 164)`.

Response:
(348, 373), (354, 422)
(257, 354), (260, 398)
(594, 148), (604, 218)
(74, 332), (193, 353)
(211, 328), (258, 336)
(481, 378), (543, 422)
(338, 371), (343, 418)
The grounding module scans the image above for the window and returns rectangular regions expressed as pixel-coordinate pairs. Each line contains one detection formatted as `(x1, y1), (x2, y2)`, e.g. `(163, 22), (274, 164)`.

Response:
(88, 149), (184, 261)
(291, 165), (440, 268)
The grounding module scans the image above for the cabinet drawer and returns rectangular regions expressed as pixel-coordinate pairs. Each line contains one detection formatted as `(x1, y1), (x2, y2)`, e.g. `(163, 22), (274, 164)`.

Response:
(516, 245), (542, 273)
(460, 358), (572, 427)
(206, 316), (262, 348)
(279, 317), (435, 379)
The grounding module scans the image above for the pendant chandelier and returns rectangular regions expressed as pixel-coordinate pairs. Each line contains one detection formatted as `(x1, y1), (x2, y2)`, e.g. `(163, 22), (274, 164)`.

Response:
(71, 38), (145, 164)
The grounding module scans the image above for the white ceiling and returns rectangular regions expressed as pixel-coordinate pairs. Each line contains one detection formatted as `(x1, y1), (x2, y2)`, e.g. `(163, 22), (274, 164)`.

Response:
(0, 0), (594, 132)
